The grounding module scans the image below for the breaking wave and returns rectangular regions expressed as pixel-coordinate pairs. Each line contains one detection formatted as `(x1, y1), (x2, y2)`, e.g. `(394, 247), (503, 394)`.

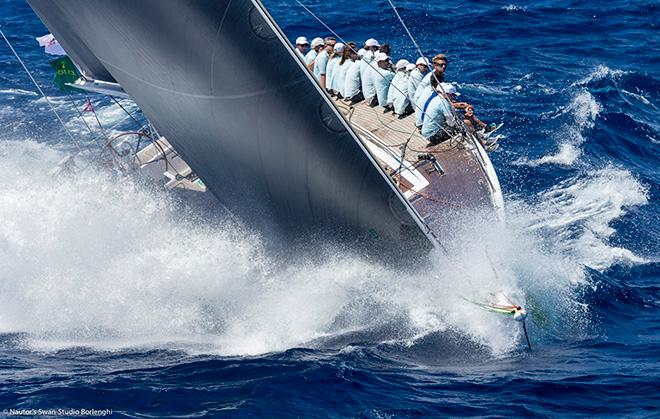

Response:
(0, 139), (647, 357)
(516, 88), (601, 167)
(521, 166), (648, 270)
(573, 65), (628, 87)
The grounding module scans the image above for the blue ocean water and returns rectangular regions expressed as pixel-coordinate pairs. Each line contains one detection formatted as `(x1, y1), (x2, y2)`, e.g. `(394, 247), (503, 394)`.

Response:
(1, 0), (659, 416)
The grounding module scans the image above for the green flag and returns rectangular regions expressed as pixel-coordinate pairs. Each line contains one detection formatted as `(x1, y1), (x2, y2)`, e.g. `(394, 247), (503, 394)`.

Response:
(50, 56), (82, 92)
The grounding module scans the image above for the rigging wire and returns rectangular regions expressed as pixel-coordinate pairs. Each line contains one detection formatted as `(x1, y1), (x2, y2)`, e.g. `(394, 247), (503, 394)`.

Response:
(302, 4), (517, 323)
(385, 0), (483, 146)
(384, 0), (498, 195)
(0, 27), (85, 154)
(295, 1), (462, 143)
(386, 0), (426, 64)
(366, 103), (417, 136)
(385, 1), (457, 112)
(0, 26), (160, 178)
(84, 94), (109, 136)
(64, 94), (106, 147)
(110, 96), (143, 128)
(296, 1), (425, 116)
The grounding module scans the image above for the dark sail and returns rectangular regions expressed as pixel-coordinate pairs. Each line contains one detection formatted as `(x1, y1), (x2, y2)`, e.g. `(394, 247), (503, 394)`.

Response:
(29, 2), (116, 82)
(27, 0), (434, 253)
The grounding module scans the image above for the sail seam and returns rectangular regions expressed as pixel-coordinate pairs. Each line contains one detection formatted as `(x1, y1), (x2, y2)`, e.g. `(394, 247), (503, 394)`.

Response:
(210, 0), (233, 95)
(98, 58), (305, 99)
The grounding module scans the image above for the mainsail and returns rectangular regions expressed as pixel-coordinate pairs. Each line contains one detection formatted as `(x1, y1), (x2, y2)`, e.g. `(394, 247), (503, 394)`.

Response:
(28, 0), (434, 253)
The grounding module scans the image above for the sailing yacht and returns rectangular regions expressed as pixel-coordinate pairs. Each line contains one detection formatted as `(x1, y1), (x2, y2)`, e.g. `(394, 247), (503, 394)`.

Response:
(27, 0), (503, 256)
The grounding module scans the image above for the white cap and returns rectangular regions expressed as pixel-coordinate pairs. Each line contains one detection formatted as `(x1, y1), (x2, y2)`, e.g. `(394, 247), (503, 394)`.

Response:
(357, 48), (367, 57)
(441, 82), (460, 96)
(405, 63), (416, 72)
(395, 59), (410, 70)
(334, 43), (345, 53)
(311, 37), (325, 48)
(365, 38), (380, 48)
(295, 36), (309, 45)
(416, 57), (430, 66)
(375, 52), (389, 62)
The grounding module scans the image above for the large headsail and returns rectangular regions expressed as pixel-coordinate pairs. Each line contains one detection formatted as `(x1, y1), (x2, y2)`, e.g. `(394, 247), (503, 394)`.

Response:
(27, 0), (434, 253)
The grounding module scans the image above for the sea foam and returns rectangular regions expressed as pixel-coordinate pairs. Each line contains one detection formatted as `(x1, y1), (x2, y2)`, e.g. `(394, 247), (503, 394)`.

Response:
(516, 89), (600, 167)
(0, 138), (646, 357)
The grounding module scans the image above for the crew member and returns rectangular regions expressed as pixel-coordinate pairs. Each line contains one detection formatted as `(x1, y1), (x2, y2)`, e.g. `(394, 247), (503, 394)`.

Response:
(464, 105), (496, 147)
(408, 57), (429, 103)
(343, 45), (363, 103)
(418, 76), (456, 145)
(295, 36), (309, 60)
(414, 54), (448, 121)
(314, 36), (336, 88)
(362, 38), (380, 106)
(305, 37), (325, 72)
(413, 54), (448, 105)
(333, 42), (354, 99)
(440, 82), (470, 109)
(326, 42), (344, 96)
(374, 52), (394, 108)
(387, 59), (411, 118)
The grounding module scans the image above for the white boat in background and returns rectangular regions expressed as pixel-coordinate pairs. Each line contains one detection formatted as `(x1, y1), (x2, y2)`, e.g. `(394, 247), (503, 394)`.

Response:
(26, 0), (504, 257)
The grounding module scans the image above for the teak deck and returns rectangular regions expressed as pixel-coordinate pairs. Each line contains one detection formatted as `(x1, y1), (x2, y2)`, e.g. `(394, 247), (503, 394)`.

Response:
(333, 97), (495, 226)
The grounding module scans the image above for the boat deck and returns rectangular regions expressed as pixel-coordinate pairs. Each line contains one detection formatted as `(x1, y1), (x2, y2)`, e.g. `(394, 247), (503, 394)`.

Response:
(333, 97), (450, 162)
(332, 96), (497, 226)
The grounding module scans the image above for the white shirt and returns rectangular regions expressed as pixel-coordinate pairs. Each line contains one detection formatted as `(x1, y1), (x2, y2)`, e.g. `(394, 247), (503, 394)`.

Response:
(304, 49), (317, 67)
(360, 53), (377, 100)
(343, 60), (362, 99)
(314, 50), (329, 77)
(326, 56), (339, 90)
(416, 88), (455, 139)
(374, 67), (394, 107)
(388, 71), (410, 115)
(408, 68), (426, 103)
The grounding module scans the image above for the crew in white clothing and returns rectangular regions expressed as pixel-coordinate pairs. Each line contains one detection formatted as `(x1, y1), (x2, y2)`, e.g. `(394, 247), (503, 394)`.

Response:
(333, 43), (353, 98)
(343, 46), (362, 102)
(362, 38), (380, 105)
(373, 53), (394, 108)
(313, 37), (336, 88)
(295, 36), (309, 60)
(417, 76), (456, 145)
(326, 42), (344, 95)
(408, 57), (429, 103)
(304, 37), (325, 72)
(387, 59), (411, 117)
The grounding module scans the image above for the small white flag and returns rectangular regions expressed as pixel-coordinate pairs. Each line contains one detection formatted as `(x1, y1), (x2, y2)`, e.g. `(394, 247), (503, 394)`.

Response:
(36, 33), (66, 56)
